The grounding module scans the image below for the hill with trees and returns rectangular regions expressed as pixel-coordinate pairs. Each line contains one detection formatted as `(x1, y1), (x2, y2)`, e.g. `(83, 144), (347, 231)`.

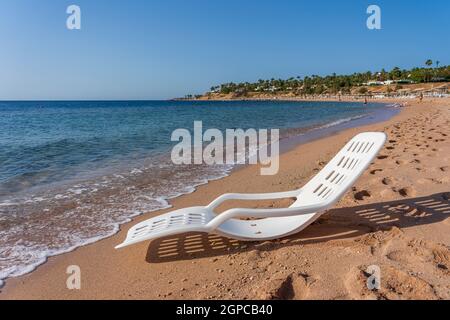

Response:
(184, 60), (449, 100)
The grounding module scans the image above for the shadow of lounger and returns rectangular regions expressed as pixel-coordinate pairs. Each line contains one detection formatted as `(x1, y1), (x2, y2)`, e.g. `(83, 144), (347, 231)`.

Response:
(146, 192), (450, 263)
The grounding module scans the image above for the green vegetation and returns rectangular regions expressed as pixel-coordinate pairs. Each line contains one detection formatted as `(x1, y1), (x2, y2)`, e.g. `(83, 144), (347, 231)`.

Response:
(205, 62), (449, 97)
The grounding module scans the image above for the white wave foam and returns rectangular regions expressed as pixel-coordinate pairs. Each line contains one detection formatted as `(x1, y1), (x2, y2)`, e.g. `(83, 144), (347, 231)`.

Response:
(315, 115), (367, 130)
(0, 163), (235, 287)
(0, 113), (372, 287)
(0, 201), (19, 207)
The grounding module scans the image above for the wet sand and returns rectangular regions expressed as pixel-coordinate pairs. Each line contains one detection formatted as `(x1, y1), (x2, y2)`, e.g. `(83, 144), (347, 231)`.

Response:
(1, 97), (449, 300)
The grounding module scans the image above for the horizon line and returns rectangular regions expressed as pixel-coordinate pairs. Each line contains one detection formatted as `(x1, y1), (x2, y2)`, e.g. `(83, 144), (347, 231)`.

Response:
(0, 99), (179, 102)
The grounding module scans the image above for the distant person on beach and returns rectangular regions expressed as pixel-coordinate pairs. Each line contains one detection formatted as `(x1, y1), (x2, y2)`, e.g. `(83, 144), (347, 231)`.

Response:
(419, 93), (424, 103)
(364, 97), (368, 105)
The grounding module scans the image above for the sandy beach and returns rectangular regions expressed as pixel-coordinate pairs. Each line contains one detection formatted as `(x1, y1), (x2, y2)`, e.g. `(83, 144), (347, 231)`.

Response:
(1, 97), (449, 300)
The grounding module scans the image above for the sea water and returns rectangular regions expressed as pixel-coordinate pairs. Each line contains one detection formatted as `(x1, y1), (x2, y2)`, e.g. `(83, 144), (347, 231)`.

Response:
(0, 100), (395, 284)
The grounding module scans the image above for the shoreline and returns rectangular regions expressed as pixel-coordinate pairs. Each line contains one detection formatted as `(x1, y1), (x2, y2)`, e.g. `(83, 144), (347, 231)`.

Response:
(176, 95), (422, 103)
(0, 100), (392, 287)
(1, 97), (449, 299)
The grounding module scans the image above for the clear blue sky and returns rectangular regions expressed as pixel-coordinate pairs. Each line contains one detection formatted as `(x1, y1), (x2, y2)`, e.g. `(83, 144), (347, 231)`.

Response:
(1, 0), (449, 100)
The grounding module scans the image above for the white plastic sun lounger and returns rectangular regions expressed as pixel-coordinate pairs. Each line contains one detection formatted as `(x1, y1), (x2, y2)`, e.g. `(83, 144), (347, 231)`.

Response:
(116, 132), (386, 249)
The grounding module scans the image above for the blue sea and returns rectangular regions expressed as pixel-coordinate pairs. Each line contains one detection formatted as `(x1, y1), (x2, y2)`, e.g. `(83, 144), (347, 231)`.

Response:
(0, 100), (395, 284)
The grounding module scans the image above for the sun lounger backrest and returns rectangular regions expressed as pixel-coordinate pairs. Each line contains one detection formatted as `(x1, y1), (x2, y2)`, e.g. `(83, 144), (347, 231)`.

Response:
(291, 132), (387, 207)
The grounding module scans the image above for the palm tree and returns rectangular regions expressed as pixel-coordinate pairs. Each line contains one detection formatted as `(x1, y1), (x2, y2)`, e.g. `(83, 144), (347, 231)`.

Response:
(436, 60), (440, 68)
(390, 67), (401, 80)
(425, 59), (433, 67)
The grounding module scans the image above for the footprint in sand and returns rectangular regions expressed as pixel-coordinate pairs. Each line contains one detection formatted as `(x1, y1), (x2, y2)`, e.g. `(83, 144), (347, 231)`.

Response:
(377, 155), (388, 160)
(395, 159), (408, 165)
(379, 188), (396, 198)
(397, 187), (416, 197)
(370, 169), (383, 175)
(386, 250), (422, 265)
(254, 273), (312, 300)
(354, 190), (371, 201)
(433, 248), (450, 274)
(343, 227), (438, 299)
(343, 266), (377, 300)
